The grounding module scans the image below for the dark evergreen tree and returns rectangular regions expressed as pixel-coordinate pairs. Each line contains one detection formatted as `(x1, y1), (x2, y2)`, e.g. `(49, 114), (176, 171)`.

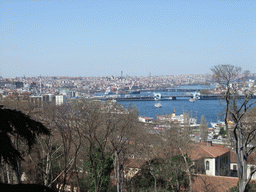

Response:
(0, 105), (50, 169)
(129, 156), (191, 191)
(229, 181), (256, 192)
(85, 146), (114, 192)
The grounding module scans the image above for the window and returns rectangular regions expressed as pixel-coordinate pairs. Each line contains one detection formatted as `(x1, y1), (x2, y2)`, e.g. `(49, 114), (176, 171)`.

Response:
(216, 159), (218, 171)
(206, 161), (210, 170)
(233, 165), (237, 170)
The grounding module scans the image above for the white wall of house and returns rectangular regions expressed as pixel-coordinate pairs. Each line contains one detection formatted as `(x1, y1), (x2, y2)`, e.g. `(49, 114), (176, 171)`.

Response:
(204, 152), (230, 176)
(138, 117), (153, 123)
(230, 163), (237, 171)
(248, 164), (256, 179)
(204, 158), (215, 176)
(138, 117), (146, 123)
(231, 163), (256, 179)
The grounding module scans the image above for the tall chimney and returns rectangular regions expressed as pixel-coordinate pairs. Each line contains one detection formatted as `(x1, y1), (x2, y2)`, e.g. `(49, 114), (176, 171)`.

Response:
(207, 141), (212, 146)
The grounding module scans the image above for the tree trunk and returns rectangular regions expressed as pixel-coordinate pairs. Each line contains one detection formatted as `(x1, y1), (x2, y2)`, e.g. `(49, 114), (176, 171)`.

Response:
(94, 167), (99, 192)
(14, 136), (21, 184)
(61, 147), (68, 192)
(116, 150), (120, 192)
(120, 154), (124, 192)
(148, 160), (157, 192)
(1, 165), (5, 183)
(44, 153), (51, 186)
(61, 170), (67, 192)
(237, 131), (247, 192)
(154, 176), (157, 192)
(74, 161), (81, 192)
(6, 163), (11, 184)
(176, 177), (180, 192)
(14, 159), (21, 184)
(184, 156), (192, 192)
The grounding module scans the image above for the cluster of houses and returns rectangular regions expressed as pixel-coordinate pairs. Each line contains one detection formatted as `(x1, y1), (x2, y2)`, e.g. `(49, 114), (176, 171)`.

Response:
(136, 113), (256, 191)
(120, 142), (256, 191)
(41, 142), (256, 192)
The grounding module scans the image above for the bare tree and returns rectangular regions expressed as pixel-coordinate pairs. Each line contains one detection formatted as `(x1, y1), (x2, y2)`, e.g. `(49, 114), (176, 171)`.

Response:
(43, 104), (82, 190)
(49, 104), (76, 192)
(20, 102), (79, 191)
(70, 99), (139, 192)
(131, 114), (193, 192)
(165, 114), (194, 192)
(107, 104), (139, 192)
(211, 64), (256, 192)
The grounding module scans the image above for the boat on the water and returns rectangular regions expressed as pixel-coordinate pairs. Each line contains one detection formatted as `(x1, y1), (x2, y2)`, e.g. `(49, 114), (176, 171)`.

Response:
(189, 98), (196, 102)
(155, 103), (162, 108)
(157, 110), (198, 126)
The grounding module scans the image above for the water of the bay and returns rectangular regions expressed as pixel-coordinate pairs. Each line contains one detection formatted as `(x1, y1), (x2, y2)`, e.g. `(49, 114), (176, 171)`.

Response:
(117, 97), (224, 126)
(99, 84), (255, 126)
(117, 92), (256, 126)
(113, 84), (223, 125)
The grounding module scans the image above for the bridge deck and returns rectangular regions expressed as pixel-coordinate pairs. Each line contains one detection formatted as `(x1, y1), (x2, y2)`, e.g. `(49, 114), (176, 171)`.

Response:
(94, 94), (256, 101)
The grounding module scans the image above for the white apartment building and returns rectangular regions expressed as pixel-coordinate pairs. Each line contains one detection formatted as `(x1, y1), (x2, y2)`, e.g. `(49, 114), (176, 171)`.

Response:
(55, 95), (67, 105)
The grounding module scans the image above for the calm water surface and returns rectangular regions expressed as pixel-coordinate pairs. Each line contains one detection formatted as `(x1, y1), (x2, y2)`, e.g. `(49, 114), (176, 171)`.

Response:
(99, 85), (254, 125)
(118, 99), (224, 126)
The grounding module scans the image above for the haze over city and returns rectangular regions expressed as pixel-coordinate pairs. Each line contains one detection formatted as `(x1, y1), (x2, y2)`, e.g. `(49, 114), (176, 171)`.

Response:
(1, 0), (256, 78)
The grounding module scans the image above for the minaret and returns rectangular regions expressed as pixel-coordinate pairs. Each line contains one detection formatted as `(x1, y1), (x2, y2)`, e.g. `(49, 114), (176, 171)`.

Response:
(40, 78), (42, 94)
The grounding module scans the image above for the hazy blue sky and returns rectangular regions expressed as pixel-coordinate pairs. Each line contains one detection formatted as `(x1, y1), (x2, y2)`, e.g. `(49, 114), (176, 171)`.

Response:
(1, 0), (256, 78)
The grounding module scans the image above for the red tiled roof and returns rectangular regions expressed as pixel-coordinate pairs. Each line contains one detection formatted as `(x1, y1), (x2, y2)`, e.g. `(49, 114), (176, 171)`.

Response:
(230, 151), (256, 164)
(189, 143), (230, 161)
(192, 174), (238, 192)
(192, 174), (256, 192)
(140, 117), (153, 120)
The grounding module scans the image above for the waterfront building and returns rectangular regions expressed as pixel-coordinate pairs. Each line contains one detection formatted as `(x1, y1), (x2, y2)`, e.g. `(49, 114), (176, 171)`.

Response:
(138, 116), (153, 123)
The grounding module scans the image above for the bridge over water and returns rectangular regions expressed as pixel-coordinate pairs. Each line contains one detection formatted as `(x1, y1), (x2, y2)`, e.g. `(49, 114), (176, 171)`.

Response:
(95, 94), (256, 101)
(142, 88), (206, 92)
(165, 88), (204, 92)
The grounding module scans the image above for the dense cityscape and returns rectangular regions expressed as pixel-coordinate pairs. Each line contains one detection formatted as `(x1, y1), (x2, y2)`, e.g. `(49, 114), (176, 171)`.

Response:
(1, 73), (256, 99)
(1, 0), (256, 191)
(1, 69), (256, 191)
(0, 73), (214, 95)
